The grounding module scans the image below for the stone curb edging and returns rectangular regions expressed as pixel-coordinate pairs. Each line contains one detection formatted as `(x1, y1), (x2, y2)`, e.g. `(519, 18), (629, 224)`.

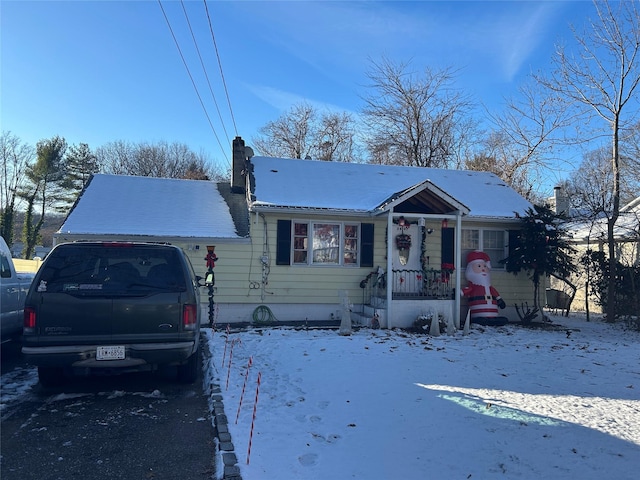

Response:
(201, 330), (243, 480)
(211, 384), (243, 480)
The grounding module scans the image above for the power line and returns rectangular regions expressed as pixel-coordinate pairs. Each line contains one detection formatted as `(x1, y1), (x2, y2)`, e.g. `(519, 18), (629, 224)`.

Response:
(203, 0), (238, 136)
(180, 0), (231, 145)
(157, 0), (230, 167)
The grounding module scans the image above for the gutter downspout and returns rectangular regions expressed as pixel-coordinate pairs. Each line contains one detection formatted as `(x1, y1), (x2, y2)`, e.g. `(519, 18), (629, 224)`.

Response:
(386, 211), (394, 329)
(455, 211), (462, 328)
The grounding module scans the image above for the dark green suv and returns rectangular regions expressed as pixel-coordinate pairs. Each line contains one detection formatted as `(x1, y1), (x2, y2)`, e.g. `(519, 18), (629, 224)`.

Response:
(22, 242), (202, 386)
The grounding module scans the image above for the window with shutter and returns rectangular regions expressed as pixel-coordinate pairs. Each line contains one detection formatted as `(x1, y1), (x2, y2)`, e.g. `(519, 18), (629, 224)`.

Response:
(275, 220), (374, 267)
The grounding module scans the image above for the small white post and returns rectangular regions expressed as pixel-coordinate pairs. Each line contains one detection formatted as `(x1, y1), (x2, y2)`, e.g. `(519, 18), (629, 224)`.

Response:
(339, 290), (352, 336)
(452, 302), (460, 330)
(463, 310), (471, 335)
(446, 311), (456, 336)
(429, 313), (440, 336)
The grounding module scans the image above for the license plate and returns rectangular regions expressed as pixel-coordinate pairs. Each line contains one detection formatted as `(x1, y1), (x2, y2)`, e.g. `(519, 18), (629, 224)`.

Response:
(96, 345), (125, 360)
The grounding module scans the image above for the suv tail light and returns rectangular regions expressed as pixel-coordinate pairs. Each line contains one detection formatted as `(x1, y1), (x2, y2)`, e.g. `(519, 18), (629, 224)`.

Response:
(183, 304), (197, 330)
(101, 242), (132, 247)
(24, 307), (36, 332)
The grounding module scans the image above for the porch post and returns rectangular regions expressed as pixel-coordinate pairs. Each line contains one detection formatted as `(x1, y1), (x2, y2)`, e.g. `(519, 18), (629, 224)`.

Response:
(454, 211), (462, 328)
(386, 211), (394, 329)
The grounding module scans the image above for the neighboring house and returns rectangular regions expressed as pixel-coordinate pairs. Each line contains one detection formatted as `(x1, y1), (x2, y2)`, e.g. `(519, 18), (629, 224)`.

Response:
(557, 193), (640, 314)
(9, 243), (51, 260)
(55, 137), (535, 328)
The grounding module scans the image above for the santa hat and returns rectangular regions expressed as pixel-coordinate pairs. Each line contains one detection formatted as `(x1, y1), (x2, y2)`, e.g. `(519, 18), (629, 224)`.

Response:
(466, 250), (491, 268)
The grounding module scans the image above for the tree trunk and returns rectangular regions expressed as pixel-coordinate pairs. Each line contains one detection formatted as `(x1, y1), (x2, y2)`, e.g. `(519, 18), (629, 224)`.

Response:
(0, 205), (14, 246)
(606, 120), (621, 323)
(22, 194), (36, 259)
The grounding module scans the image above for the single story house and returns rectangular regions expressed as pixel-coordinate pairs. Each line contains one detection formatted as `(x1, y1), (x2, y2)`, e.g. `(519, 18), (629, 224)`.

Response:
(55, 137), (535, 328)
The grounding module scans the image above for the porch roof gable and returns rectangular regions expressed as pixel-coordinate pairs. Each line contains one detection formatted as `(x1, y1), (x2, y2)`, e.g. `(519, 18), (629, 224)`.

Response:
(375, 179), (470, 216)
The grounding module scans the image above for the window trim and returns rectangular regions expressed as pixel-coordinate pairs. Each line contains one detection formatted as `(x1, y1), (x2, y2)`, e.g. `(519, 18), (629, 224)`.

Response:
(293, 220), (359, 267)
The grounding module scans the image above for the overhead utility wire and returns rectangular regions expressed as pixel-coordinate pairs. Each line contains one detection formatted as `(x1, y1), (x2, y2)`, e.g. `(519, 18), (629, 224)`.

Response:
(203, 0), (238, 136)
(157, 0), (230, 167)
(180, 0), (231, 145)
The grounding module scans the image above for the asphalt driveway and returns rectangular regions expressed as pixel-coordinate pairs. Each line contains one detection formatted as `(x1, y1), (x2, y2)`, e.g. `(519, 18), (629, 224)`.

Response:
(0, 340), (216, 480)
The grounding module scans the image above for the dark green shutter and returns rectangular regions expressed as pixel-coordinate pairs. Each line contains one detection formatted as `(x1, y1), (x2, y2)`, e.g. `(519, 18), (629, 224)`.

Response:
(276, 220), (291, 265)
(441, 227), (455, 270)
(361, 223), (374, 267)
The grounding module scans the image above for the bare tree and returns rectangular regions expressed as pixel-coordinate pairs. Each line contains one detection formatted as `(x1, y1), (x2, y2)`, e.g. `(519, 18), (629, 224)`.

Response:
(252, 103), (359, 161)
(562, 146), (640, 320)
(464, 132), (538, 201)
(619, 120), (640, 201)
(479, 82), (578, 201)
(95, 140), (135, 175)
(566, 147), (639, 216)
(536, 0), (640, 321)
(361, 57), (475, 168)
(0, 131), (33, 246)
(316, 111), (358, 162)
(569, 150), (612, 216)
(96, 140), (222, 180)
(253, 104), (315, 159)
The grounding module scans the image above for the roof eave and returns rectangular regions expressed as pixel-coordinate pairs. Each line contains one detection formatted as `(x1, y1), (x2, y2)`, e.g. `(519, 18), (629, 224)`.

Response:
(463, 216), (523, 224)
(249, 203), (374, 217)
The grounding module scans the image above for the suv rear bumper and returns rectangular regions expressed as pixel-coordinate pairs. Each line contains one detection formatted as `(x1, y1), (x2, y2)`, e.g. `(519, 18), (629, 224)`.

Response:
(23, 341), (197, 368)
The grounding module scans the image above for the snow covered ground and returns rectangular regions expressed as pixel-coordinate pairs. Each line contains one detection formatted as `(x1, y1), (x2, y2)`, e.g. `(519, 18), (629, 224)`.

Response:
(205, 314), (640, 480)
(2, 314), (638, 480)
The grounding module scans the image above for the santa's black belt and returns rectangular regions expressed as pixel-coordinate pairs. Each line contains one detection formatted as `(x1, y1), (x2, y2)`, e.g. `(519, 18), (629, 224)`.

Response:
(469, 295), (496, 302)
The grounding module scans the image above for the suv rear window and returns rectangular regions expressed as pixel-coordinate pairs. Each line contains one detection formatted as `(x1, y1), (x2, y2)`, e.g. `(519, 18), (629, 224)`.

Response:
(36, 244), (187, 295)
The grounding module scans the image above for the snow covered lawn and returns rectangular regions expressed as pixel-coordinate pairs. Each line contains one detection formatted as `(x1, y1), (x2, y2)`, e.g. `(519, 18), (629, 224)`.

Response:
(205, 315), (640, 480)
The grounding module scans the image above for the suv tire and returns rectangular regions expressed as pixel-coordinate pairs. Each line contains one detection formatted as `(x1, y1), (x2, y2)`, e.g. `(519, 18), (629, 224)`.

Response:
(177, 347), (200, 384)
(38, 366), (64, 387)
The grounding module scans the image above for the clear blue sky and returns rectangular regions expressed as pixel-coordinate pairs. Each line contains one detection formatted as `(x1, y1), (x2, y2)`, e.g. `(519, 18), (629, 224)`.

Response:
(1, 0), (596, 182)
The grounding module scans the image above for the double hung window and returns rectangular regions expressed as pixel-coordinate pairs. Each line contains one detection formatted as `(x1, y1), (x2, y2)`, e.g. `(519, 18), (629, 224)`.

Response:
(462, 228), (507, 269)
(293, 222), (360, 266)
(277, 220), (373, 267)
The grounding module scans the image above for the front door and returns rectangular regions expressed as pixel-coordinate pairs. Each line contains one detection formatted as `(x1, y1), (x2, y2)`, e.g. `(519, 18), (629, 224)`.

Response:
(392, 224), (423, 294)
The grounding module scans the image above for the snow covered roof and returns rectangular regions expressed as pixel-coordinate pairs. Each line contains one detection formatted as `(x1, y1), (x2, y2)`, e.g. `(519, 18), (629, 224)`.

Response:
(565, 196), (640, 241)
(250, 157), (532, 218)
(58, 174), (240, 238)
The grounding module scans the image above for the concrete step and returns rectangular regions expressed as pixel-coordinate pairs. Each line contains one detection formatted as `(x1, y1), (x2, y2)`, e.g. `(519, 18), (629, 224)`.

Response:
(352, 305), (387, 328)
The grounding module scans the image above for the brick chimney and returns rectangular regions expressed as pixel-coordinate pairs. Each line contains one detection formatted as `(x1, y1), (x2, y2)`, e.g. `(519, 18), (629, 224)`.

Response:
(554, 185), (570, 216)
(232, 136), (253, 193)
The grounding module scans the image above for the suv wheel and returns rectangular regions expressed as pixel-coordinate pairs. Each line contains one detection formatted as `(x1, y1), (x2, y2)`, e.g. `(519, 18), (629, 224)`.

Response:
(177, 347), (200, 384)
(38, 366), (64, 387)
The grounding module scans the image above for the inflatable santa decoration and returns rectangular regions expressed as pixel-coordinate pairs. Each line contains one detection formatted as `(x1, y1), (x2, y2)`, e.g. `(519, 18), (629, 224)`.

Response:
(462, 250), (507, 325)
